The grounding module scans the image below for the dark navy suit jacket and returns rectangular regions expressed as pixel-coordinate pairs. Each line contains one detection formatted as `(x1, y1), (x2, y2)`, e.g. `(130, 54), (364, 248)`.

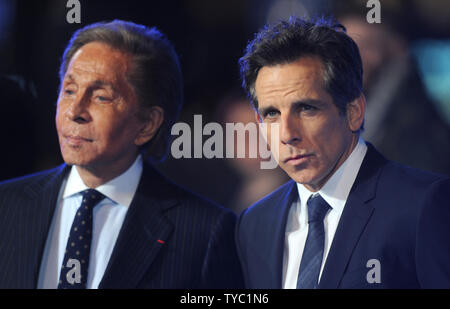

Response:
(0, 161), (244, 288)
(236, 144), (450, 288)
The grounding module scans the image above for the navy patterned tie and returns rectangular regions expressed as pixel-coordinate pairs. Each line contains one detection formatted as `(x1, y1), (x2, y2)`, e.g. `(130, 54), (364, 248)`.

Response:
(296, 194), (331, 289)
(58, 189), (105, 289)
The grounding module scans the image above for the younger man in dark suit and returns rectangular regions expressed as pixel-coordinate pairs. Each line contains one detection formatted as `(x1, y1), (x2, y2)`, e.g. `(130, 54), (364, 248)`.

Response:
(236, 17), (450, 289)
(0, 20), (243, 289)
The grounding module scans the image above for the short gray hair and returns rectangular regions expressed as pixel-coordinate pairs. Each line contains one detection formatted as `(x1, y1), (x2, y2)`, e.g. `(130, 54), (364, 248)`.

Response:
(59, 20), (183, 162)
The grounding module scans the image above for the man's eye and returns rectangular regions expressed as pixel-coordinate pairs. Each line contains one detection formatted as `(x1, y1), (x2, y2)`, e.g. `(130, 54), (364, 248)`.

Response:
(64, 89), (75, 95)
(96, 96), (112, 102)
(265, 110), (279, 118)
(299, 104), (317, 112)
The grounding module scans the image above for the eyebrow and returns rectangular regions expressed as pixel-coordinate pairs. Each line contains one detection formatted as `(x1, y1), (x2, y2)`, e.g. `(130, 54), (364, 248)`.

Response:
(258, 99), (323, 116)
(64, 74), (116, 91)
(291, 99), (323, 109)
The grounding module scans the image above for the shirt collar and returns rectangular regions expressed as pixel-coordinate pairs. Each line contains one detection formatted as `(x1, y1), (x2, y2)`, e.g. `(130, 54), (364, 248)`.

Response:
(296, 137), (368, 212)
(63, 155), (143, 207)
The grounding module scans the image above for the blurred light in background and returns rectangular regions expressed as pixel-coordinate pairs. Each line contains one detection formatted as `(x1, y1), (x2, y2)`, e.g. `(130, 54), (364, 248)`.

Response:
(412, 40), (450, 125)
(265, 0), (331, 24)
(0, 0), (15, 47)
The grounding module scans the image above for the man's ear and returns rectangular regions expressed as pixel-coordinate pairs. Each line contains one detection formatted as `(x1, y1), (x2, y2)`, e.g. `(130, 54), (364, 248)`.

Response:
(346, 94), (365, 132)
(134, 106), (164, 146)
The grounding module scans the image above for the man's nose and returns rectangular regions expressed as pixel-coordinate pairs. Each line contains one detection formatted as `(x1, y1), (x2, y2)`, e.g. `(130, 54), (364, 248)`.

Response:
(65, 93), (91, 123)
(280, 114), (301, 145)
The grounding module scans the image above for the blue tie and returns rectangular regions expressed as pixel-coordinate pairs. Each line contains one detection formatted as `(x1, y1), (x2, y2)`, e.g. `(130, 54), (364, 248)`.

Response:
(296, 194), (331, 289)
(58, 189), (105, 289)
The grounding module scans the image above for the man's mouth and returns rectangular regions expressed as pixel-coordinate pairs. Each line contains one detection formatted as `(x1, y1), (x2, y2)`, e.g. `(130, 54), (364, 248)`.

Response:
(64, 135), (93, 146)
(283, 154), (314, 165)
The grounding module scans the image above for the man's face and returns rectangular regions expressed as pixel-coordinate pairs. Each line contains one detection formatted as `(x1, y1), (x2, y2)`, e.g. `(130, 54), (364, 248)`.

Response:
(255, 57), (359, 191)
(56, 42), (145, 172)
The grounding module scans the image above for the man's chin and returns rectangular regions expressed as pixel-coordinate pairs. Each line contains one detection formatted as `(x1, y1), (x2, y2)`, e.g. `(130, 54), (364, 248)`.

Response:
(61, 153), (93, 168)
(286, 169), (320, 188)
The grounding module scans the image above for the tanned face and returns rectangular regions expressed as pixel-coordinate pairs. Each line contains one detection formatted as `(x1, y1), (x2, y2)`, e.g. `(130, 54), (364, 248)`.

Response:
(56, 42), (153, 181)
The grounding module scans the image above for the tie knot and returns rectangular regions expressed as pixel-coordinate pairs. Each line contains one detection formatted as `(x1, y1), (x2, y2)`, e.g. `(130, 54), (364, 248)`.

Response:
(307, 194), (331, 223)
(80, 189), (105, 209)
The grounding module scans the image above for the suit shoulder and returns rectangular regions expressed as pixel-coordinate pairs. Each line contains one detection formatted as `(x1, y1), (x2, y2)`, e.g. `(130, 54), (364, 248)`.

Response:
(173, 182), (233, 217)
(150, 174), (238, 244)
(0, 165), (64, 193)
(381, 161), (449, 189)
(240, 180), (295, 222)
(146, 166), (235, 219)
(373, 161), (449, 217)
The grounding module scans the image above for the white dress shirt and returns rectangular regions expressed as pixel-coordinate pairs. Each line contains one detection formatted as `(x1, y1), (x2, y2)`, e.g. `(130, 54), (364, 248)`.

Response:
(282, 137), (368, 289)
(38, 155), (143, 289)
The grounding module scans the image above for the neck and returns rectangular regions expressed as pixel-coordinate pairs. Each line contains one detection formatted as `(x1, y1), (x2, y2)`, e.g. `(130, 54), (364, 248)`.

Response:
(304, 133), (360, 192)
(75, 154), (139, 188)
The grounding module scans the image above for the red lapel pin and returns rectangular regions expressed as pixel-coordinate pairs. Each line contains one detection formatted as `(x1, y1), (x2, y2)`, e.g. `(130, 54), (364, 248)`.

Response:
(157, 239), (165, 244)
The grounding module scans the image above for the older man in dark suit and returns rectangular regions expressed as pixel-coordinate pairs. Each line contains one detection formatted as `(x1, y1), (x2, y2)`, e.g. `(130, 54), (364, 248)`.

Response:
(0, 20), (243, 289)
(236, 17), (450, 289)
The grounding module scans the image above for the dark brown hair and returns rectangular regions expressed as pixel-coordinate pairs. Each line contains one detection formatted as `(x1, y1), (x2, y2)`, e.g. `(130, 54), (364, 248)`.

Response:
(239, 16), (363, 120)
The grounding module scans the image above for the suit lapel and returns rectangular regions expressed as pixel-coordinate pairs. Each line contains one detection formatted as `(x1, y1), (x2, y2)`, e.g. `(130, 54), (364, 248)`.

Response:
(99, 162), (177, 288)
(22, 164), (68, 288)
(319, 144), (386, 288)
(268, 180), (298, 288)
